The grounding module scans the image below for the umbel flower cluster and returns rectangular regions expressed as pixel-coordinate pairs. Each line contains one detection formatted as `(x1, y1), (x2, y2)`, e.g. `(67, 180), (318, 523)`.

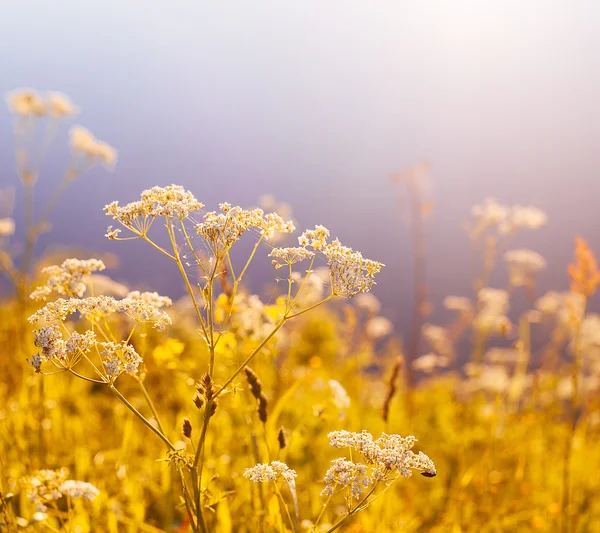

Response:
(21, 468), (99, 512)
(104, 184), (384, 297)
(244, 430), (436, 530)
(27, 286), (172, 380)
(26, 183), (391, 533)
(322, 430), (436, 498)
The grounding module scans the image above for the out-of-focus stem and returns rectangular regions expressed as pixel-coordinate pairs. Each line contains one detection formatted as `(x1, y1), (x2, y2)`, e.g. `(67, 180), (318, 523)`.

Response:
(405, 178), (427, 388)
(561, 299), (587, 533)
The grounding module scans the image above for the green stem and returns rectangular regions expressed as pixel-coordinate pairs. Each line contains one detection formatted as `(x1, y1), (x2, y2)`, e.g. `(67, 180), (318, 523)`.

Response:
(286, 294), (334, 320)
(323, 485), (378, 533)
(215, 319), (287, 397)
(138, 379), (165, 434)
(273, 481), (295, 532)
(110, 385), (176, 451)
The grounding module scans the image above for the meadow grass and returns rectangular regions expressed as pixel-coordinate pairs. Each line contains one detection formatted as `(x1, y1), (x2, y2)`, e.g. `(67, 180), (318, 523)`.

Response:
(1, 90), (600, 533)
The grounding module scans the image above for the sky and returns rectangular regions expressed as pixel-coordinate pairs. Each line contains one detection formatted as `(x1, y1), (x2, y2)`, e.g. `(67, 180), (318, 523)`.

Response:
(1, 1), (600, 329)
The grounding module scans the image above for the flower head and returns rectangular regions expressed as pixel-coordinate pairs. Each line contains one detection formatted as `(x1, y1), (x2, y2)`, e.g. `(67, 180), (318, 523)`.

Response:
(69, 126), (117, 171)
(321, 458), (371, 498)
(323, 239), (384, 297)
(105, 185), (203, 235)
(30, 258), (106, 300)
(504, 249), (546, 287)
(244, 461), (297, 484)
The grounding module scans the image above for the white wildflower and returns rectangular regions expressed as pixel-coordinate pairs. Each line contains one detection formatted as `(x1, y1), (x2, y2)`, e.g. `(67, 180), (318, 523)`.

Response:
(504, 249), (546, 287)
(59, 480), (100, 500)
(30, 258), (106, 300)
(365, 316), (393, 339)
(329, 380), (351, 410)
(323, 239), (384, 297)
(69, 126), (117, 171)
(321, 458), (371, 498)
(0, 218), (15, 236)
(244, 461), (297, 484)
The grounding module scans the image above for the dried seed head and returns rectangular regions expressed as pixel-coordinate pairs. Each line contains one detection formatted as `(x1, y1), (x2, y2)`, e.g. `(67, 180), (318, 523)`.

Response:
(257, 395), (268, 424)
(197, 373), (216, 401)
(277, 427), (288, 450)
(193, 393), (205, 409)
(244, 367), (262, 399)
(182, 419), (192, 439)
(209, 399), (218, 417)
(382, 356), (404, 423)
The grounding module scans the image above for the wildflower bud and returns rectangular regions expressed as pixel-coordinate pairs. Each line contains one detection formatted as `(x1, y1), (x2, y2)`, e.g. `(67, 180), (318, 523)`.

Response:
(277, 427), (288, 450)
(193, 393), (205, 409)
(182, 419), (192, 439)
(244, 367), (262, 399)
(257, 395), (268, 424)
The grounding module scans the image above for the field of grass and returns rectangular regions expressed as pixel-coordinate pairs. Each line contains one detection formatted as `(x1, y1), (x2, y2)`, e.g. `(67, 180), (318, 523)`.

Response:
(2, 90), (600, 533)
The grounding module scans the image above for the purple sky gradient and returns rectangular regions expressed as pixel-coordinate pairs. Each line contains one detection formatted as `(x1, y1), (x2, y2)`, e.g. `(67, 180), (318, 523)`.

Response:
(1, 1), (600, 329)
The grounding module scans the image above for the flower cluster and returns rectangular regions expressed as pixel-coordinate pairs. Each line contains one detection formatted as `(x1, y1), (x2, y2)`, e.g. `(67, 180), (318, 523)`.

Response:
(29, 322), (143, 381)
(244, 461), (297, 484)
(474, 288), (511, 335)
(412, 353), (450, 373)
(504, 249), (546, 287)
(328, 379), (351, 410)
(30, 258), (106, 300)
(126, 290), (173, 309)
(326, 430), (436, 479)
(321, 458), (370, 498)
(470, 198), (547, 236)
(29, 294), (172, 331)
(443, 296), (472, 314)
(422, 324), (453, 358)
(364, 316), (393, 339)
(59, 480), (101, 500)
(105, 185), (204, 234)
(69, 126), (117, 171)
(536, 290), (586, 332)
(299, 225), (330, 250)
(322, 239), (384, 298)
(196, 203), (295, 252)
(0, 217), (15, 237)
(6, 89), (78, 118)
(21, 469), (99, 512)
(100, 341), (144, 381)
(269, 246), (315, 269)
(30, 326), (96, 371)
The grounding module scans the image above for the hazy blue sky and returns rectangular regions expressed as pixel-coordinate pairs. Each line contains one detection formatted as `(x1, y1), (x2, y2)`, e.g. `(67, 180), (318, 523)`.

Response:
(2, 1), (600, 327)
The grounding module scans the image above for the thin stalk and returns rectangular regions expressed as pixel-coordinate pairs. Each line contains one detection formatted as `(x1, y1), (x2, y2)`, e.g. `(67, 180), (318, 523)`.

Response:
(165, 220), (209, 342)
(215, 319), (287, 397)
(109, 385), (176, 451)
(179, 467), (199, 533)
(312, 495), (333, 531)
(138, 379), (165, 434)
(286, 294), (334, 320)
(323, 485), (378, 533)
(273, 482), (295, 533)
(404, 177), (427, 388)
(561, 300), (588, 533)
